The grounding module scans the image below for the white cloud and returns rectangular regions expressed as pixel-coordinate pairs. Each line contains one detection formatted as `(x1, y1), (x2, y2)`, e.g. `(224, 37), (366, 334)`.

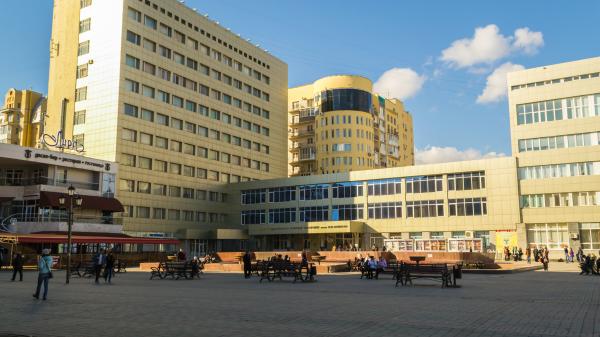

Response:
(513, 27), (544, 55)
(440, 24), (512, 69)
(415, 146), (506, 165)
(440, 25), (544, 69)
(373, 68), (426, 100)
(477, 62), (525, 104)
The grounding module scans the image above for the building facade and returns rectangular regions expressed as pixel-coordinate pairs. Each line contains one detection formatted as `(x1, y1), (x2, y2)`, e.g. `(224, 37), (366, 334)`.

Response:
(288, 75), (414, 176)
(0, 89), (46, 147)
(508, 56), (600, 254)
(44, 0), (288, 254)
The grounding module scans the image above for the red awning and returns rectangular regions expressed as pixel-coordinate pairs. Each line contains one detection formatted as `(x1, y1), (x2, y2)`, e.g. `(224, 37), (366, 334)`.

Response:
(0, 196), (14, 203)
(14, 233), (178, 245)
(40, 191), (124, 212)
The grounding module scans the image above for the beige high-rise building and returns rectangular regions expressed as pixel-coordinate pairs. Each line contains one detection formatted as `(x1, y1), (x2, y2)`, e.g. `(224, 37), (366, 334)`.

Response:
(0, 89), (46, 147)
(45, 0), (288, 253)
(288, 75), (414, 176)
(508, 56), (600, 254)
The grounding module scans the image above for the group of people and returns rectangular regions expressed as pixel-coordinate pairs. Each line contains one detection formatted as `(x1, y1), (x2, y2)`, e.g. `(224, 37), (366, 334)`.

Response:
(503, 246), (524, 262)
(358, 256), (387, 279)
(92, 249), (117, 284)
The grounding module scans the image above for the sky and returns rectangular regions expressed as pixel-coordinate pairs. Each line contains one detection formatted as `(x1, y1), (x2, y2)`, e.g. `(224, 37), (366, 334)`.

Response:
(1, 0), (599, 164)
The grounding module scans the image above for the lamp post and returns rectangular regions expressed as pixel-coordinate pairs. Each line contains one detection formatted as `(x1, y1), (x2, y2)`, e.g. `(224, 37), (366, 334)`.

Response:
(58, 185), (83, 284)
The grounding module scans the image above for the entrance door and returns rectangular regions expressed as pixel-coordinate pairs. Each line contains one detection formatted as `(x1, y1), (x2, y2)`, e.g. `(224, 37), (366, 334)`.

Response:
(23, 200), (38, 222)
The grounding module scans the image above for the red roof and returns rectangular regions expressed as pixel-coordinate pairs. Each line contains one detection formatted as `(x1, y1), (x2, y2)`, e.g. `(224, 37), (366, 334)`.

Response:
(14, 233), (178, 245)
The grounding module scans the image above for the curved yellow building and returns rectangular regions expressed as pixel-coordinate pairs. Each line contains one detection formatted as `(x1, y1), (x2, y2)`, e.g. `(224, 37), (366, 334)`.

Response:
(289, 75), (414, 176)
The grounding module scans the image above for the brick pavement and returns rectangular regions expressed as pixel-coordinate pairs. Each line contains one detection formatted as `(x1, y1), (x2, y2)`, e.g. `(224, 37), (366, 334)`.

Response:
(0, 263), (597, 337)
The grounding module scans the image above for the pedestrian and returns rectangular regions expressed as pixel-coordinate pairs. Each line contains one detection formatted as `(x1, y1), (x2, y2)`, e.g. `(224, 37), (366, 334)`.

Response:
(11, 251), (24, 282)
(0, 247), (4, 271)
(242, 250), (252, 279)
(526, 247), (531, 264)
(542, 248), (549, 271)
(564, 247), (569, 263)
(33, 249), (53, 300)
(577, 247), (584, 263)
(177, 248), (186, 261)
(569, 248), (575, 263)
(93, 249), (106, 284)
(104, 249), (115, 284)
(533, 246), (539, 262)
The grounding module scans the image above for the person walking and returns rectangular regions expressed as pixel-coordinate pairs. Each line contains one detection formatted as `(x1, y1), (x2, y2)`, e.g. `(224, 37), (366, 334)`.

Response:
(0, 248), (4, 271)
(542, 248), (549, 271)
(104, 249), (115, 284)
(33, 249), (53, 300)
(526, 247), (531, 264)
(177, 249), (186, 262)
(577, 247), (584, 263)
(94, 249), (106, 284)
(564, 247), (569, 263)
(11, 252), (24, 282)
(242, 250), (252, 279)
(569, 248), (575, 263)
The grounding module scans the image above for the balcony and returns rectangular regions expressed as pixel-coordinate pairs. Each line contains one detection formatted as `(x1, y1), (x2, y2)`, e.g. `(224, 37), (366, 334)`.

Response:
(289, 129), (315, 140)
(289, 143), (315, 152)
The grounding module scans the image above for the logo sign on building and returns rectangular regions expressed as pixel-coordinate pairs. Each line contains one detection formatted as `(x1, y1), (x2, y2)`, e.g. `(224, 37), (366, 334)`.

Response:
(40, 130), (84, 153)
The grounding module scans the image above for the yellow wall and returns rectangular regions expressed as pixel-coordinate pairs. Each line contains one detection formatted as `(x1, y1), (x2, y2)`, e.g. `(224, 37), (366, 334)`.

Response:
(0, 89), (46, 147)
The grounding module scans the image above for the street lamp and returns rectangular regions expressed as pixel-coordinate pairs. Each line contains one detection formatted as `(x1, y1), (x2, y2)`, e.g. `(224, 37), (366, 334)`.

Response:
(58, 185), (83, 284)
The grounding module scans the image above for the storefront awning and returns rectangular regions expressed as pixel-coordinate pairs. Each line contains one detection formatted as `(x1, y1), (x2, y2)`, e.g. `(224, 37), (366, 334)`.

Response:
(0, 196), (15, 203)
(13, 232), (178, 245)
(40, 191), (124, 212)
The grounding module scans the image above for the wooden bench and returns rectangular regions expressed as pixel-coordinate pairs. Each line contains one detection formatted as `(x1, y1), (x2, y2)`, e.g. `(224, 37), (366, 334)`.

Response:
(396, 262), (454, 288)
(150, 261), (203, 280)
(259, 260), (314, 283)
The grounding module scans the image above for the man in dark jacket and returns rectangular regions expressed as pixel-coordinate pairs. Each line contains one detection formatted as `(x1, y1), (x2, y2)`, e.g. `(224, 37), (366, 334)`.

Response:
(11, 252), (24, 281)
(242, 251), (252, 279)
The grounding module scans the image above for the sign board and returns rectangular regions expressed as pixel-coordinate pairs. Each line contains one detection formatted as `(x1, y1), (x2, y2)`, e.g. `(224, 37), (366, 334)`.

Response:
(40, 130), (84, 153)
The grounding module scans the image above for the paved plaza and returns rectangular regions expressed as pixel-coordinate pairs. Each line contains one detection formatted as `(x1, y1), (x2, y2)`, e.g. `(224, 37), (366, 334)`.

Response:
(0, 264), (598, 337)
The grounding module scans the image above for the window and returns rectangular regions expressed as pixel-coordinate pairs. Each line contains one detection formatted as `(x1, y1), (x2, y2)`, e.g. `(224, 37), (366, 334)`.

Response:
(174, 52), (185, 65)
(144, 15), (157, 29)
(449, 198), (487, 216)
(140, 108), (153, 122)
(580, 223), (600, 249)
(183, 165), (195, 177)
(76, 63), (89, 79)
(332, 182), (363, 198)
(368, 202), (402, 219)
(299, 184), (329, 200)
(159, 23), (172, 37)
(143, 38), (156, 52)
(182, 188), (194, 199)
(121, 128), (137, 141)
(299, 206), (328, 222)
(241, 189), (266, 204)
(121, 153), (136, 167)
(518, 162), (600, 180)
(168, 209), (180, 221)
(170, 163), (181, 174)
(527, 223), (568, 250)
(126, 31), (140, 45)
(137, 181), (151, 194)
(78, 41), (90, 55)
(75, 87), (87, 102)
(73, 110), (86, 125)
(138, 156), (151, 170)
(183, 143), (195, 155)
(172, 95), (183, 108)
(241, 210), (265, 225)
(154, 160), (167, 172)
(124, 79), (139, 93)
(447, 172), (485, 190)
(127, 7), (141, 22)
(169, 186), (181, 197)
(125, 54), (140, 69)
(140, 132), (152, 145)
(156, 113), (168, 126)
(268, 187), (296, 202)
(158, 45), (171, 59)
(153, 208), (166, 219)
(208, 170), (219, 181)
(196, 168), (207, 179)
(155, 136), (168, 149)
(119, 179), (135, 192)
(80, 0), (92, 8)
(124, 103), (138, 117)
(136, 207), (150, 218)
(142, 85), (154, 98)
(142, 62), (155, 75)
(367, 179), (401, 195)
(406, 200), (444, 218)
(406, 175), (443, 193)
(78, 18), (91, 33)
(331, 204), (363, 221)
(268, 208), (297, 224)
(517, 99), (563, 125)
(158, 67), (170, 81)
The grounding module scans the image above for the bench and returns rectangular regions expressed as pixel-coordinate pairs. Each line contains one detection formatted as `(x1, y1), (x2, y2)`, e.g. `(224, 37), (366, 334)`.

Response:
(150, 261), (203, 280)
(359, 261), (399, 279)
(259, 260), (315, 283)
(396, 262), (456, 288)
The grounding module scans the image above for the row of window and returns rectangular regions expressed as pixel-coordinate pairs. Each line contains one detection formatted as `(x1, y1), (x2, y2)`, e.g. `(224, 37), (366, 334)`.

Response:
(367, 179), (402, 196)
(521, 192), (600, 208)
(511, 71), (599, 91)
(121, 127), (269, 166)
(122, 76), (270, 135)
(299, 184), (329, 201)
(367, 202), (402, 219)
(516, 94), (600, 125)
(447, 172), (485, 191)
(406, 200), (444, 218)
(123, 205), (226, 223)
(318, 114), (373, 127)
(518, 162), (600, 180)
(406, 176), (443, 193)
(518, 132), (600, 153)
(119, 179), (226, 201)
(124, 51), (271, 119)
(319, 129), (374, 142)
(131, 0), (272, 70)
(448, 198), (487, 216)
(122, 103), (270, 154)
(120, 153), (263, 182)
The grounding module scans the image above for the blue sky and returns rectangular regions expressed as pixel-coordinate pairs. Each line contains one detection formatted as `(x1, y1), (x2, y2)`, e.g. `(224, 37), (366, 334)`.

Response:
(1, 0), (598, 163)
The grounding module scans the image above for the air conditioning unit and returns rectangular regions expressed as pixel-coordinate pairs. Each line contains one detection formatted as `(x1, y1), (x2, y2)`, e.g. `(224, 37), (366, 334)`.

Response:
(465, 231), (473, 238)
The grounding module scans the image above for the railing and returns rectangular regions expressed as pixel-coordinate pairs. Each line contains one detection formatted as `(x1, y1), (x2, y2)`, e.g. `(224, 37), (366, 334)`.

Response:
(0, 176), (99, 191)
(2, 212), (123, 226)
(289, 129), (315, 138)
